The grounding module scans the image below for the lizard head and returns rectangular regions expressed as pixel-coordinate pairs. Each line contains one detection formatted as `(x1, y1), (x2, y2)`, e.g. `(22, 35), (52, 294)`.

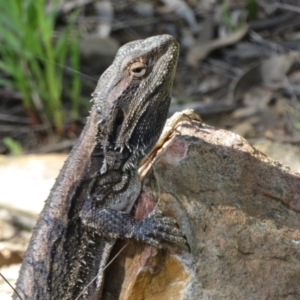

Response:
(93, 34), (179, 164)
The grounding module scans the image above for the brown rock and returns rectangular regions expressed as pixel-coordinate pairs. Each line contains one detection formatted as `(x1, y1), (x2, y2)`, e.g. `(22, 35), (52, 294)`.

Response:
(104, 115), (300, 300)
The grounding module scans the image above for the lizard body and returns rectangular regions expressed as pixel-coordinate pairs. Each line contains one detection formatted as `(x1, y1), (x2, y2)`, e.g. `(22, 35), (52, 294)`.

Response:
(14, 34), (184, 300)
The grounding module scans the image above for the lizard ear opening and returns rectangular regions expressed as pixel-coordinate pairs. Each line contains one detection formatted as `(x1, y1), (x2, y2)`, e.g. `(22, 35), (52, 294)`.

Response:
(110, 108), (125, 144)
(115, 108), (124, 127)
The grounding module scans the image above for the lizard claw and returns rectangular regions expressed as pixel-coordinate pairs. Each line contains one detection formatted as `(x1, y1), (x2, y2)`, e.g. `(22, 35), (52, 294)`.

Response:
(132, 210), (187, 248)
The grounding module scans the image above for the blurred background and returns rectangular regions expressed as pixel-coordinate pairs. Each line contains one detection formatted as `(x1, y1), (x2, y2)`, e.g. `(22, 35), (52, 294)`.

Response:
(1, 0), (300, 297)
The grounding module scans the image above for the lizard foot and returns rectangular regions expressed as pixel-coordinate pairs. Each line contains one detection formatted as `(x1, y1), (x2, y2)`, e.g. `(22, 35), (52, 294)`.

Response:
(132, 209), (187, 248)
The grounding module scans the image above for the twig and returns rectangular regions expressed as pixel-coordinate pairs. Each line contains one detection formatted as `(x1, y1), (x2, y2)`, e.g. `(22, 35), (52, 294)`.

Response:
(74, 243), (128, 300)
(0, 272), (23, 300)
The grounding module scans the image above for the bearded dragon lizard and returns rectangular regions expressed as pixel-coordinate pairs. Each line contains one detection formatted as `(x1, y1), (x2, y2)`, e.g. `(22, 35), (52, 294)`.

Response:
(14, 34), (185, 300)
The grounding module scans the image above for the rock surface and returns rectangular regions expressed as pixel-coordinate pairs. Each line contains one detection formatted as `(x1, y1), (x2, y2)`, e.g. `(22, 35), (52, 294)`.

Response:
(104, 116), (300, 300)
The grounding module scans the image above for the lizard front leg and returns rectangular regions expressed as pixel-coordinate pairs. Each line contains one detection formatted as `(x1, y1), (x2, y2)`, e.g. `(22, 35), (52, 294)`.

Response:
(80, 207), (186, 248)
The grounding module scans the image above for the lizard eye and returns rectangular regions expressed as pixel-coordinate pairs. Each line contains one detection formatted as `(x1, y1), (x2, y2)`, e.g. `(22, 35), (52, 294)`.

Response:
(129, 62), (147, 78)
